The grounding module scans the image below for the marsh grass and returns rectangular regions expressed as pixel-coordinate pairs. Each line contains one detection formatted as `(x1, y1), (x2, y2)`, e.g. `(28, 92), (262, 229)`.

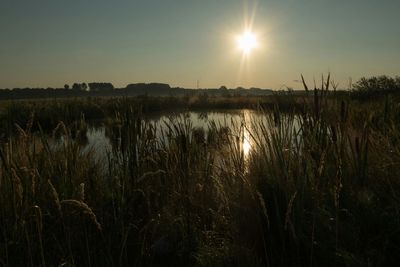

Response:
(1, 82), (400, 266)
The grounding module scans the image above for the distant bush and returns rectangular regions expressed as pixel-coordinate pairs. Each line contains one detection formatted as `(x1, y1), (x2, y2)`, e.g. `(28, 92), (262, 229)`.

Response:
(88, 82), (114, 92)
(352, 75), (400, 99)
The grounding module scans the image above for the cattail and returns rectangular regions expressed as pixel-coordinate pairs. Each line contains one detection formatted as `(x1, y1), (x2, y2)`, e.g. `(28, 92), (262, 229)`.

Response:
(334, 162), (343, 209)
(301, 74), (309, 92)
(325, 72), (331, 93)
(314, 88), (320, 119)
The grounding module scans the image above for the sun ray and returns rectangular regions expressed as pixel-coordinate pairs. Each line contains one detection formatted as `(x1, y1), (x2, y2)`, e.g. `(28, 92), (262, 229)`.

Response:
(235, 0), (260, 87)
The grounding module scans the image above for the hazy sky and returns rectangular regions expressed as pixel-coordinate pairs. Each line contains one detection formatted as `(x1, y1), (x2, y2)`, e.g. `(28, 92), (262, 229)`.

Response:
(1, 0), (399, 89)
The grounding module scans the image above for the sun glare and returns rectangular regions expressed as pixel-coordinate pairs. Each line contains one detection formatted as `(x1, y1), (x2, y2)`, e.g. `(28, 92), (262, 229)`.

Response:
(237, 31), (258, 55)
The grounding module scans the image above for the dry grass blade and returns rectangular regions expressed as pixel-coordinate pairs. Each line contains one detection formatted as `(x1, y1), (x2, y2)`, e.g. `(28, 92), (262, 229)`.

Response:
(78, 182), (85, 202)
(256, 190), (270, 229)
(61, 199), (102, 231)
(47, 179), (62, 216)
(137, 169), (166, 183)
(14, 124), (27, 139)
(11, 168), (23, 207)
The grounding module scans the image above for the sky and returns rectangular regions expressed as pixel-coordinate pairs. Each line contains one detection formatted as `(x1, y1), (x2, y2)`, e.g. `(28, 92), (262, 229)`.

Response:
(0, 0), (399, 90)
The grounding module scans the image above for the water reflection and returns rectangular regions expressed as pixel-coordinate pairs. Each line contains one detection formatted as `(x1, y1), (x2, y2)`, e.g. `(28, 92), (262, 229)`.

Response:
(82, 110), (261, 163)
(243, 114), (252, 158)
(243, 109), (261, 164)
(243, 134), (251, 157)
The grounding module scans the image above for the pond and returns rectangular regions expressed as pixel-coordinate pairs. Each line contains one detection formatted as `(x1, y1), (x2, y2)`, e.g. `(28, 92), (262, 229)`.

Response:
(81, 110), (267, 163)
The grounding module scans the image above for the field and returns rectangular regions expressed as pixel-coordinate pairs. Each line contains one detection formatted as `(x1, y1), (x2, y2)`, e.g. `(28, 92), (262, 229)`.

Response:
(1, 87), (400, 266)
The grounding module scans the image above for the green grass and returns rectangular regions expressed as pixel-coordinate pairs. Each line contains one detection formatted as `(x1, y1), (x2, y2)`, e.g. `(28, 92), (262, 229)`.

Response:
(1, 86), (400, 266)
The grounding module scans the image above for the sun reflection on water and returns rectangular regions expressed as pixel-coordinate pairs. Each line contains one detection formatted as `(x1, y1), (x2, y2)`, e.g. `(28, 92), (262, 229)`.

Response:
(241, 110), (253, 159)
(243, 128), (251, 157)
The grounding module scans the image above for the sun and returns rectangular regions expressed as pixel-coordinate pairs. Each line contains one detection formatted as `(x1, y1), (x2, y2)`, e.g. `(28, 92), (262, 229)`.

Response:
(237, 31), (258, 55)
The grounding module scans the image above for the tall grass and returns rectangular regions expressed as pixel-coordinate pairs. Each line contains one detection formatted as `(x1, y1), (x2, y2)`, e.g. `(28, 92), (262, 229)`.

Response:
(1, 84), (400, 266)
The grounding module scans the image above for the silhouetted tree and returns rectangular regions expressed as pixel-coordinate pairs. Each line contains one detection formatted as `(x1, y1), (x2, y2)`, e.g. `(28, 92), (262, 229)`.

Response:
(353, 76), (399, 92)
(88, 82), (114, 92)
(72, 83), (81, 91)
(81, 83), (88, 91)
(352, 75), (400, 98)
(71, 83), (88, 91)
(125, 83), (170, 95)
(64, 84), (70, 90)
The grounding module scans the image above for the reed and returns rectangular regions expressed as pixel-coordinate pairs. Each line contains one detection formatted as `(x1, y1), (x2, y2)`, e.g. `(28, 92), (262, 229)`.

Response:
(0, 85), (400, 266)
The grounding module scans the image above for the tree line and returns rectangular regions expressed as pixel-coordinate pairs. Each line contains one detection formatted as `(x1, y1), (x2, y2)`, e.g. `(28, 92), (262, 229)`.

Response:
(0, 76), (398, 100)
(0, 82), (276, 99)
